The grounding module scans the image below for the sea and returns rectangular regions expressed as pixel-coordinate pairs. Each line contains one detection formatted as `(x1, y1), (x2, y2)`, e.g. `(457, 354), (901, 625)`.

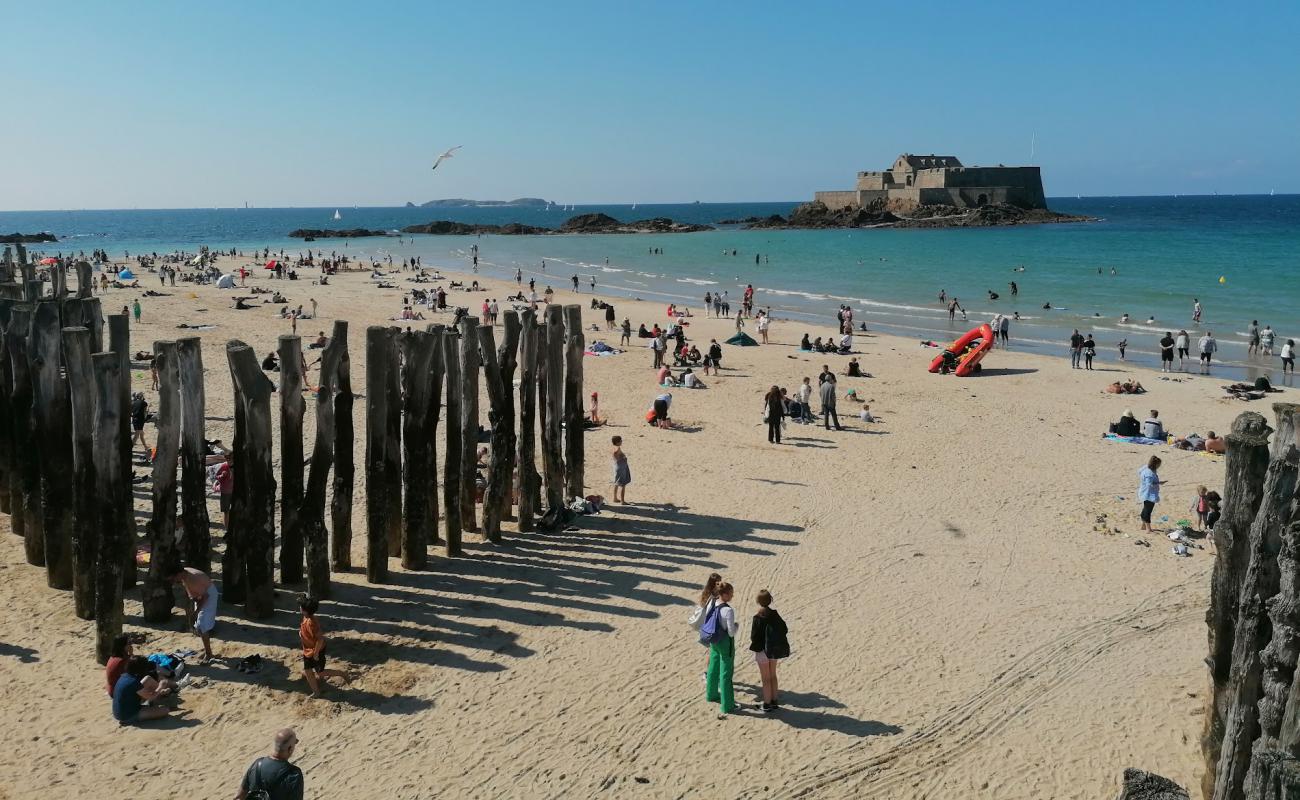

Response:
(3, 195), (1297, 382)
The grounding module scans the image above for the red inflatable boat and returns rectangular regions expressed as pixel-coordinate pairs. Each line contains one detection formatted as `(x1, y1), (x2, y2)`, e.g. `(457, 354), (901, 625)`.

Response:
(928, 324), (994, 377)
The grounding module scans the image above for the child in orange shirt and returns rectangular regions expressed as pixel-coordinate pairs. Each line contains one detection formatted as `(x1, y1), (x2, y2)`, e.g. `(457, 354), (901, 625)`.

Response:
(299, 595), (352, 698)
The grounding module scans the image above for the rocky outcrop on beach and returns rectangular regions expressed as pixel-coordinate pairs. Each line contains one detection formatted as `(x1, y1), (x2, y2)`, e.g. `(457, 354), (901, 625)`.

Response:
(288, 228), (392, 239)
(1114, 769), (1189, 800)
(743, 200), (1091, 230)
(401, 214), (713, 236)
(1, 232), (58, 243)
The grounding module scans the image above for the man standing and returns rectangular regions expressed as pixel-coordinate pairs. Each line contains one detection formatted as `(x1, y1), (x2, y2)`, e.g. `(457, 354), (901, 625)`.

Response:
(819, 370), (841, 431)
(1199, 330), (1217, 374)
(236, 729), (304, 800)
(651, 334), (665, 369)
(571, 274), (580, 292)
(999, 313), (1010, 347)
(1248, 320), (1260, 355)
(1069, 329), (1084, 368)
(171, 566), (218, 662)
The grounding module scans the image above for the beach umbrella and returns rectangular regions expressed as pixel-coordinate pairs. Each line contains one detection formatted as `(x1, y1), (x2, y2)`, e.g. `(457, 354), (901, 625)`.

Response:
(265, 259), (279, 269)
(118, 269), (135, 280)
(190, 255), (203, 265)
(39, 257), (58, 265)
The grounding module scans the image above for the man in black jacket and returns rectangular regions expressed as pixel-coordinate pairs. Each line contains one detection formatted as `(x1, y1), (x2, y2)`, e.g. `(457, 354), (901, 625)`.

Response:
(236, 728), (304, 800)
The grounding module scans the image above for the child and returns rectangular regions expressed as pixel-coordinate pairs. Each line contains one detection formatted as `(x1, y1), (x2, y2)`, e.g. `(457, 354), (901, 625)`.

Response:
(859, 403), (875, 422)
(1191, 485), (1210, 531)
(299, 595), (352, 698)
(704, 582), (739, 717)
(611, 436), (631, 503)
(750, 590), (791, 713)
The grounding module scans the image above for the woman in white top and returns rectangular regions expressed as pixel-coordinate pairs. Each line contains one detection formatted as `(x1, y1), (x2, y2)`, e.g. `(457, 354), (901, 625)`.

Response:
(704, 582), (739, 717)
(1282, 339), (1295, 374)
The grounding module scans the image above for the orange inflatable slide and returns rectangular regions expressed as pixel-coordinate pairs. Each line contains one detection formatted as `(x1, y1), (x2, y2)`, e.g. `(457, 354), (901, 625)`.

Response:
(928, 323), (994, 376)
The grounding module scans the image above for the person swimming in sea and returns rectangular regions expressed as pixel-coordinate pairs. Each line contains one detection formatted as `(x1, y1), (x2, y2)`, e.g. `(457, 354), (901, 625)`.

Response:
(1042, 302), (1052, 309)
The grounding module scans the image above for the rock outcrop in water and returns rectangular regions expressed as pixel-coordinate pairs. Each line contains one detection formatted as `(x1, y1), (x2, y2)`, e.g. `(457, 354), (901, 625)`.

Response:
(743, 200), (1091, 230)
(288, 228), (392, 239)
(400, 214), (713, 236)
(1, 232), (58, 243)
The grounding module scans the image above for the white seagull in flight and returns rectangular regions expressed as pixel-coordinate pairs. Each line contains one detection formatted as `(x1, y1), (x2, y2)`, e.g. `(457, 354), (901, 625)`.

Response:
(432, 146), (462, 171)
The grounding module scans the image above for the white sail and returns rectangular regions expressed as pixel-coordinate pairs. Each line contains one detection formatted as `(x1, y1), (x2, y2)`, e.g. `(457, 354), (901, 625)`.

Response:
(333, 209), (342, 220)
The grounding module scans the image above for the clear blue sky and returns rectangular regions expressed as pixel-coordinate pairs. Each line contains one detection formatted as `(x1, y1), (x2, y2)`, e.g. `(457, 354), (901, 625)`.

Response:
(3, 1), (1297, 209)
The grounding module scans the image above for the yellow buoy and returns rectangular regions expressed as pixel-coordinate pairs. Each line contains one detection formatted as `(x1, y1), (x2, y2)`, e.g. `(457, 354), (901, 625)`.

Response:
(1219, 276), (1226, 284)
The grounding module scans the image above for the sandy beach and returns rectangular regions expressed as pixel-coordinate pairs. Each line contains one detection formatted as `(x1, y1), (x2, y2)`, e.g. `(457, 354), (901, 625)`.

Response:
(0, 254), (1251, 798)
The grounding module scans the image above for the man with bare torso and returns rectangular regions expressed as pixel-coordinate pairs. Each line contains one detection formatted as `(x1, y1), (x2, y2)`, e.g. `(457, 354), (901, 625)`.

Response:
(171, 566), (218, 661)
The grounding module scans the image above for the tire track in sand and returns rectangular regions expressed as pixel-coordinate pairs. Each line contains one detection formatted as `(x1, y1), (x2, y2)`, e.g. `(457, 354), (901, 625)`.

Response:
(742, 574), (1206, 799)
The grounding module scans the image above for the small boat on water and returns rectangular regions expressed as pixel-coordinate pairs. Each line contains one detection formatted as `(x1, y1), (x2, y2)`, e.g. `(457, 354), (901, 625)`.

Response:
(333, 209), (342, 220)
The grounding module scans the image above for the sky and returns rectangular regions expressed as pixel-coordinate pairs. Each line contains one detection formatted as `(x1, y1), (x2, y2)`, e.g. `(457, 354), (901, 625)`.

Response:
(2, 1), (1298, 210)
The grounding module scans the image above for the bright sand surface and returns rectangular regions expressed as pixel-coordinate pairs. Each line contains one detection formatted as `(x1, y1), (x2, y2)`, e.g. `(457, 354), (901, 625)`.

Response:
(0, 254), (1250, 798)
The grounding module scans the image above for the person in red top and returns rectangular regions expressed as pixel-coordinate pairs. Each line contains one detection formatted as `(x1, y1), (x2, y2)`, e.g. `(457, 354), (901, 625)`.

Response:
(106, 634), (178, 696)
(213, 451), (234, 529)
(299, 595), (351, 698)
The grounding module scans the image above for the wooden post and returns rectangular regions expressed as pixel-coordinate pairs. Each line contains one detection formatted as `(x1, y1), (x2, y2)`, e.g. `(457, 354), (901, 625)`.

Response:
(563, 304), (585, 502)
(227, 341), (277, 619)
(441, 330), (462, 555)
(92, 352), (124, 664)
(478, 323), (516, 542)
(516, 310), (540, 532)
(32, 300), (74, 589)
(458, 316), (480, 532)
(75, 261), (93, 299)
(85, 297), (104, 353)
(109, 314), (135, 589)
(496, 311), (521, 523)
(8, 306), (44, 564)
(52, 263), (67, 299)
(384, 329), (403, 553)
(141, 341), (180, 622)
(541, 305), (566, 515)
(1, 301), (22, 539)
(425, 323), (445, 545)
(278, 335), (305, 584)
(176, 337), (211, 573)
(0, 298), (13, 518)
(24, 280), (42, 302)
(330, 322), (354, 572)
(365, 326), (392, 582)
(400, 330), (436, 568)
(62, 328), (99, 619)
(301, 321), (346, 599)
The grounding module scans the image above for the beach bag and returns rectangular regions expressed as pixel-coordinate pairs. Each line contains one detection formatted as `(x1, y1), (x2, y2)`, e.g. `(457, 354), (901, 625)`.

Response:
(688, 598), (714, 631)
(698, 602), (730, 646)
(763, 613), (791, 660)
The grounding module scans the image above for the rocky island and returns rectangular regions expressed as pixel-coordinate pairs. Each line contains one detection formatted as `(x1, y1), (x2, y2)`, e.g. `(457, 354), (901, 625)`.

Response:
(1, 232), (58, 243)
(400, 213), (713, 236)
(288, 228), (393, 239)
(744, 200), (1090, 230)
(405, 198), (551, 208)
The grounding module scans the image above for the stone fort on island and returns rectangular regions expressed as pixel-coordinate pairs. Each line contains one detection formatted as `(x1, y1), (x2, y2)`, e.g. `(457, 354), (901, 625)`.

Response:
(814, 153), (1046, 212)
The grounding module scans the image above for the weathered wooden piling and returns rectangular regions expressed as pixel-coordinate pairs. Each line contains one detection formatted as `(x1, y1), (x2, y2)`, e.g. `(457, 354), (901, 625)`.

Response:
(516, 310), (540, 532)
(425, 323), (445, 545)
(108, 314), (134, 590)
(330, 323), (354, 572)
(478, 323), (512, 542)
(1, 302), (23, 540)
(458, 316), (481, 533)
(442, 329), (463, 556)
(365, 326), (393, 582)
(8, 306), (44, 565)
(176, 337), (210, 573)
(384, 329), (403, 554)
(541, 305), (566, 515)
(31, 301), (74, 588)
(62, 328), (98, 619)
(496, 311), (521, 523)
(400, 330), (437, 568)
(227, 341), (277, 619)
(141, 341), (180, 622)
(563, 304), (585, 502)
(278, 335), (305, 584)
(301, 321), (347, 599)
(0, 299), (12, 518)
(75, 261), (92, 298)
(92, 352), (124, 664)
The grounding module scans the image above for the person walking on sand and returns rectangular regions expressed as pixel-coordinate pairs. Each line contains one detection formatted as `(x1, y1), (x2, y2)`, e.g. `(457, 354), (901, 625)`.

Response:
(610, 436), (631, 503)
(236, 728), (305, 800)
(1138, 456), (1165, 534)
(1199, 330), (1217, 374)
(171, 566), (218, 662)
(749, 589), (790, 712)
(299, 596), (352, 698)
(820, 372), (842, 430)
(130, 392), (149, 452)
(763, 385), (784, 444)
(701, 581), (739, 717)
(1083, 333), (1096, 370)
(620, 318), (631, 347)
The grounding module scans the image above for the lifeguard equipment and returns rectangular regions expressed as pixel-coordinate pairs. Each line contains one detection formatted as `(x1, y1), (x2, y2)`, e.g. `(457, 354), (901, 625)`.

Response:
(928, 324), (993, 377)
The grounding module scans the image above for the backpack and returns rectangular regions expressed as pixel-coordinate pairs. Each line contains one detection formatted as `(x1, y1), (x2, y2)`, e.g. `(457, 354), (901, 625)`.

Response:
(698, 602), (730, 646)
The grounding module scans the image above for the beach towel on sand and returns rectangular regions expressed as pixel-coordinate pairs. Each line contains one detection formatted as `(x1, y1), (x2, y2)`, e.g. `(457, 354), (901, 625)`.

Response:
(1104, 433), (1165, 446)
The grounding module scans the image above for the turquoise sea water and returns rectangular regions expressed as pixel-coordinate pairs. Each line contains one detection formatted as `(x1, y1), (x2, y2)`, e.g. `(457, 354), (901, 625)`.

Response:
(3, 196), (1297, 380)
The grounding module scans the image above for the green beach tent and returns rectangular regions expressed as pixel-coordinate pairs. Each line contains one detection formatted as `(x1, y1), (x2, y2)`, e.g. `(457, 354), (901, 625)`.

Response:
(725, 331), (758, 346)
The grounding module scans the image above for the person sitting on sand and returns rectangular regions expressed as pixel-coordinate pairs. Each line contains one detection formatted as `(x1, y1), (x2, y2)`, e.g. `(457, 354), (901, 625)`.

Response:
(687, 344), (702, 364)
(1112, 409), (1141, 437)
(682, 368), (705, 389)
(309, 331), (328, 350)
(112, 655), (173, 725)
(799, 333), (811, 351)
(858, 403), (875, 422)
(845, 358), (863, 377)
(299, 596), (352, 698)
(657, 365), (678, 387)
(1205, 431), (1226, 454)
(262, 352), (280, 372)
(1141, 410), (1165, 440)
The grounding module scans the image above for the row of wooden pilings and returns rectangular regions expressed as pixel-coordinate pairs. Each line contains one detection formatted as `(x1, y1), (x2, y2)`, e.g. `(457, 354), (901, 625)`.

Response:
(0, 244), (587, 663)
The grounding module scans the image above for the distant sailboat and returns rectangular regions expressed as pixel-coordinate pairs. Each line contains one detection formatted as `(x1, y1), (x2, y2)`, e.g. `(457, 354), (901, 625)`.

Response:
(632, 203), (637, 210)
(1271, 189), (1276, 197)
(333, 209), (342, 220)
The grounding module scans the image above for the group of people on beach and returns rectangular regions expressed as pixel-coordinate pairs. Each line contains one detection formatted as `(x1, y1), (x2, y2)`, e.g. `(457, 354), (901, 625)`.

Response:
(690, 574), (790, 717)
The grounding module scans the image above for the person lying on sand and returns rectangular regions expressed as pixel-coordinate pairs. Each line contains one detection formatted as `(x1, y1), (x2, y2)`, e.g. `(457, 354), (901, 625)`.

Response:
(1105, 380), (1145, 394)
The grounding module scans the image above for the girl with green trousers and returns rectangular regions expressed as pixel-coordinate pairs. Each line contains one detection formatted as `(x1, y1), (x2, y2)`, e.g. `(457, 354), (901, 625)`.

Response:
(705, 582), (739, 716)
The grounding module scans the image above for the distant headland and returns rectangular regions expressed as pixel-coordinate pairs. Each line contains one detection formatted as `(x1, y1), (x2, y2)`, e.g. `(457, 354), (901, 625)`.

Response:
(403, 198), (551, 209)
(1, 232), (57, 243)
(401, 213), (712, 236)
